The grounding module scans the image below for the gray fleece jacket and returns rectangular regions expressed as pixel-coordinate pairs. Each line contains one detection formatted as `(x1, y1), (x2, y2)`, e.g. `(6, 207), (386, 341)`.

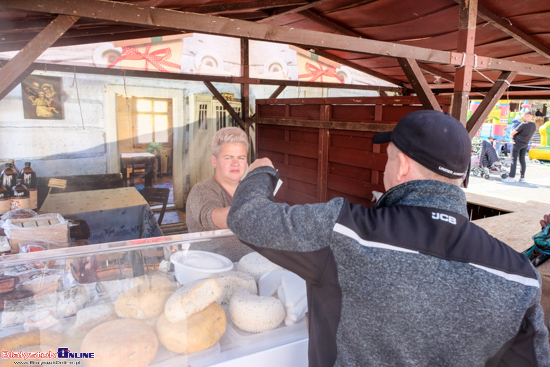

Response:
(227, 166), (550, 367)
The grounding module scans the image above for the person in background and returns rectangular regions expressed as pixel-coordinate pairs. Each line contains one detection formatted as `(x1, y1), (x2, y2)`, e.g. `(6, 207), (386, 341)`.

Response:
(503, 111), (537, 183)
(185, 127), (253, 261)
(479, 135), (499, 170)
(227, 110), (550, 366)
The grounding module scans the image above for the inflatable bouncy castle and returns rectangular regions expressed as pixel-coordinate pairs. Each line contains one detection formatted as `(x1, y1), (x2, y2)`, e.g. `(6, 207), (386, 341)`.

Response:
(529, 120), (550, 161)
(469, 100), (510, 140)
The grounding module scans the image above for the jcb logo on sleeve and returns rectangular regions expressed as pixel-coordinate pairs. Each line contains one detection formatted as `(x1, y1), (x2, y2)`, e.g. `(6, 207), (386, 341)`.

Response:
(432, 212), (456, 225)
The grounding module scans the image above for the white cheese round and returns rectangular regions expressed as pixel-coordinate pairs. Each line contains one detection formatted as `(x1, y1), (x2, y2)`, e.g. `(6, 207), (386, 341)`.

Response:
(237, 252), (283, 282)
(229, 289), (285, 333)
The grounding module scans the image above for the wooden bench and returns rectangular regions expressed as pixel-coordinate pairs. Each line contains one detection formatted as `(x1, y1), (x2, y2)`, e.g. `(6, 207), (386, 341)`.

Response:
(37, 173), (124, 210)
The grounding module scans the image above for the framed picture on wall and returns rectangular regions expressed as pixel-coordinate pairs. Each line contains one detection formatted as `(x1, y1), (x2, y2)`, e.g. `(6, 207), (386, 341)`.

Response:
(21, 75), (64, 120)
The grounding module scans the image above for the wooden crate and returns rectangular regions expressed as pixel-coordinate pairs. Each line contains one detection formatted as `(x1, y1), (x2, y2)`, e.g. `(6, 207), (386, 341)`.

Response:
(254, 96), (452, 207)
(5, 214), (70, 253)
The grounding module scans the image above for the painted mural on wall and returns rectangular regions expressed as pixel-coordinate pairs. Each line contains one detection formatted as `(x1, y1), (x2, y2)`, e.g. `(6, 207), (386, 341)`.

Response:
(21, 75), (64, 120)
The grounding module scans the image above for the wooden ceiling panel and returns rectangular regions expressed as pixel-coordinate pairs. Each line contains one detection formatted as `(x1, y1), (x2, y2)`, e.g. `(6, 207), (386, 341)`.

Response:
(505, 13), (550, 34)
(480, 0), (550, 19)
(326, 0), (455, 29)
(354, 7), (462, 42)
(474, 38), (541, 59)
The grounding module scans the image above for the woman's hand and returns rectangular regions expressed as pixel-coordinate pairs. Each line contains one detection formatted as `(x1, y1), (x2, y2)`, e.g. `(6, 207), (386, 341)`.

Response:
(248, 157), (274, 172)
(541, 214), (550, 229)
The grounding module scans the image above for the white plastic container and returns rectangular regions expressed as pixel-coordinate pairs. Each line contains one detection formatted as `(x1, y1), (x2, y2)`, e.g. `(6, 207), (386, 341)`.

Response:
(170, 250), (233, 285)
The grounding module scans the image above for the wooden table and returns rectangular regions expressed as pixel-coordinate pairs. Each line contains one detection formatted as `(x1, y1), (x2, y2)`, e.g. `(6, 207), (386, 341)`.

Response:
(120, 152), (156, 187)
(40, 187), (162, 244)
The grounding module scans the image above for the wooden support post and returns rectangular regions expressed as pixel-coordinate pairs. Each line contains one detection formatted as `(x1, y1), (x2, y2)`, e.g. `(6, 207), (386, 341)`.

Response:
(398, 58), (442, 111)
(0, 15), (78, 99)
(452, 0), (478, 125)
(466, 71), (517, 138)
(241, 38), (250, 130)
(203, 81), (246, 130)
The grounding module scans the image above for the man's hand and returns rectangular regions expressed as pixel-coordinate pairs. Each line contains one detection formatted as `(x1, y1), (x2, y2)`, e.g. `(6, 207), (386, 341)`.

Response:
(248, 157), (274, 173)
(541, 214), (550, 229)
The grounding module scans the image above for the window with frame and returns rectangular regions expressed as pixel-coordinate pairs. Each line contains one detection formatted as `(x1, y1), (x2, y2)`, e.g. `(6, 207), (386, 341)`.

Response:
(198, 103), (208, 130)
(133, 97), (173, 148)
(216, 105), (227, 130)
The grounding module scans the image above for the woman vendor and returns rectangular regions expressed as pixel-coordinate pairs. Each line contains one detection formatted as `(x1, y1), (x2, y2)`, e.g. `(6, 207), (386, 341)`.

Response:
(185, 127), (253, 261)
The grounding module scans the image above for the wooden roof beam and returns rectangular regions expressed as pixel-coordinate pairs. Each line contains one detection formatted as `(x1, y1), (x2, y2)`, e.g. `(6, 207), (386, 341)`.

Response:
(466, 71), (517, 137)
(0, 14), (78, 100)
(3, 0), (550, 78)
(452, 0), (550, 61)
(0, 58), (401, 93)
(398, 58), (441, 111)
(269, 85), (287, 98)
(311, 49), (404, 87)
(0, 29), (183, 52)
(418, 64), (455, 83)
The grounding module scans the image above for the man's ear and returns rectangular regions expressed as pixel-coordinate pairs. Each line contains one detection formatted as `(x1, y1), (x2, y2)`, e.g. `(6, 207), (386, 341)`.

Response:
(211, 154), (217, 168)
(396, 151), (410, 183)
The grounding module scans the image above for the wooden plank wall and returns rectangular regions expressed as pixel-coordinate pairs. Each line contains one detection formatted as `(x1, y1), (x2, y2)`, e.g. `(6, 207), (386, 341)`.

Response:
(255, 96), (452, 207)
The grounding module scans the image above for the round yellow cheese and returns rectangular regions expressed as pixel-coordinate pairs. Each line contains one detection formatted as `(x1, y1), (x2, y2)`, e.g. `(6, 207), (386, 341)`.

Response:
(80, 319), (158, 367)
(156, 302), (226, 354)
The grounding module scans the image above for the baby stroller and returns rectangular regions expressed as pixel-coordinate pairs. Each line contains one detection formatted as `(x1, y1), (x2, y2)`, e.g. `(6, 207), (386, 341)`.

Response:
(471, 139), (509, 180)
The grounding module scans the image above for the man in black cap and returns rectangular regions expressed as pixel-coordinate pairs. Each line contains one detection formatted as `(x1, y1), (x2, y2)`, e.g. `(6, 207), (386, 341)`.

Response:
(227, 110), (550, 367)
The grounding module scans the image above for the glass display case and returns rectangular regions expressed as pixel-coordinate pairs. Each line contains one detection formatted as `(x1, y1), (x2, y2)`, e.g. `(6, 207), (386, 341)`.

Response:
(0, 230), (308, 367)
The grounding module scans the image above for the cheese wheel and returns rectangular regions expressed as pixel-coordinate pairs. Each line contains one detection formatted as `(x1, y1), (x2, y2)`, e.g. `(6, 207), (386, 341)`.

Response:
(80, 319), (158, 367)
(237, 252), (283, 282)
(156, 302), (226, 354)
(165, 278), (222, 323)
(115, 275), (175, 319)
(216, 271), (257, 304)
(229, 289), (285, 333)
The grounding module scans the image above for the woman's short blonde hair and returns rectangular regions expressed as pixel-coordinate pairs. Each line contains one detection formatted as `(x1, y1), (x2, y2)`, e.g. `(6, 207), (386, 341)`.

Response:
(211, 127), (249, 157)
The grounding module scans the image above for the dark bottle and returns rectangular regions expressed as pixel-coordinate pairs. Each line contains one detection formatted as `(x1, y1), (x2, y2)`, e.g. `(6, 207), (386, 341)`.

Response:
(1, 163), (17, 191)
(10, 179), (30, 210)
(20, 162), (37, 210)
(7, 159), (19, 179)
(0, 185), (9, 215)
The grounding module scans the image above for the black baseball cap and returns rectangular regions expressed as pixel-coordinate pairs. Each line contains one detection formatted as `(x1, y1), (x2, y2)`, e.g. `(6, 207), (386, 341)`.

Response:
(372, 110), (471, 179)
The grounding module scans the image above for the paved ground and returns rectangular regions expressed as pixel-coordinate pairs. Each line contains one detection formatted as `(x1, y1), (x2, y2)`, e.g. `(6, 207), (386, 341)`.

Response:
(464, 157), (550, 205)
